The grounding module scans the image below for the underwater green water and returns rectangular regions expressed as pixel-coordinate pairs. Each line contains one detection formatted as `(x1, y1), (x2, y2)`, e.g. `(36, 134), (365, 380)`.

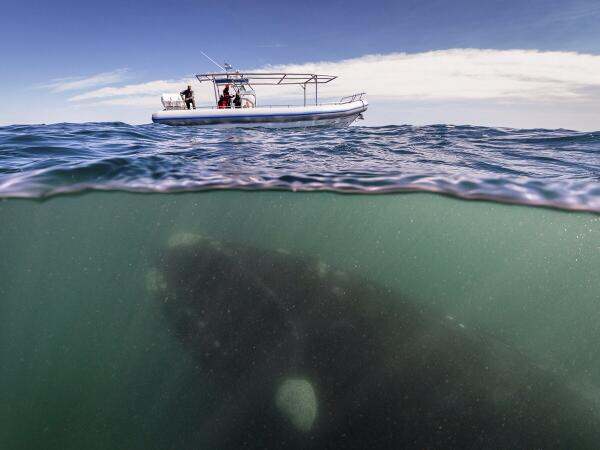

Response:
(1, 191), (599, 449)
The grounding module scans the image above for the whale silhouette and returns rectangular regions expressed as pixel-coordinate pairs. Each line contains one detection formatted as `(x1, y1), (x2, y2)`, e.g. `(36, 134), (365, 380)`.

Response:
(150, 233), (600, 449)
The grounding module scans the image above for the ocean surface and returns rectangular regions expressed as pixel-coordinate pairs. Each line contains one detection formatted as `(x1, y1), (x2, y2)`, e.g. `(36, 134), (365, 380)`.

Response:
(1, 122), (599, 210)
(1, 122), (600, 449)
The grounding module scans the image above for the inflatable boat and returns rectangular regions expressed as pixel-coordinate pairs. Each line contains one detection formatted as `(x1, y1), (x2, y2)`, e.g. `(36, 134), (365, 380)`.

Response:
(152, 72), (367, 128)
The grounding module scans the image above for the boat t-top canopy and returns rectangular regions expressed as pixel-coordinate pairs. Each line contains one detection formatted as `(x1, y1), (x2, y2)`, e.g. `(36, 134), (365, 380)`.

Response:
(195, 72), (337, 106)
(195, 72), (337, 85)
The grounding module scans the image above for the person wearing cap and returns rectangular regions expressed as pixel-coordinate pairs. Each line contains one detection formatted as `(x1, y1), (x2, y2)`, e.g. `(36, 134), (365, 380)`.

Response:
(180, 85), (196, 109)
(233, 92), (242, 108)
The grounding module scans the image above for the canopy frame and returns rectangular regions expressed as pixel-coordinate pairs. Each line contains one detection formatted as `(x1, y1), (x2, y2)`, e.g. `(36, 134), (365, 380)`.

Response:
(195, 72), (337, 106)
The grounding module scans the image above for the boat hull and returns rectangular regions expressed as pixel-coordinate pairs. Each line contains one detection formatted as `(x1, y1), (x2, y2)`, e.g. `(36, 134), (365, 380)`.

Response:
(152, 100), (367, 128)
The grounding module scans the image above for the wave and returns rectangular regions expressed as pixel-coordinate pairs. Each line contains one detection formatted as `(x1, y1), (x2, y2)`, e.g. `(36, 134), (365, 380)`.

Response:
(0, 122), (599, 212)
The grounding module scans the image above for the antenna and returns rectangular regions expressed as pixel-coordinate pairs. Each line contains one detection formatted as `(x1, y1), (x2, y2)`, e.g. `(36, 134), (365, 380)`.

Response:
(200, 51), (226, 72)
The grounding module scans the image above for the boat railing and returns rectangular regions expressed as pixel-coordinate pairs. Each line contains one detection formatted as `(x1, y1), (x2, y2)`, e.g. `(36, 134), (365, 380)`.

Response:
(163, 97), (366, 111)
(339, 92), (366, 103)
(164, 104), (311, 111)
(166, 105), (298, 111)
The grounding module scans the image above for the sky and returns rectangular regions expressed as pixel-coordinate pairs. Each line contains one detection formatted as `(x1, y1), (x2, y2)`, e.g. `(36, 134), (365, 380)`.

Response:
(2, 0), (600, 129)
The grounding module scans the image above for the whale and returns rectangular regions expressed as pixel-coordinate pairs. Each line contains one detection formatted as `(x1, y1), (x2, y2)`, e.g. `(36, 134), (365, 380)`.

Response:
(149, 233), (600, 449)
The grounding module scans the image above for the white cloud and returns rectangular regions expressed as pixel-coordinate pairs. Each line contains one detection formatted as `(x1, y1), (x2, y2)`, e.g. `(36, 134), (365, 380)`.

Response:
(68, 79), (194, 102)
(66, 49), (600, 106)
(93, 95), (159, 107)
(40, 69), (130, 92)
(25, 49), (600, 129)
(259, 49), (600, 102)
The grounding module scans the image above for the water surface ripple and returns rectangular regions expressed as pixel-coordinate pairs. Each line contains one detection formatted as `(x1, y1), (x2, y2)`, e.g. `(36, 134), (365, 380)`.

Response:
(1, 122), (599, 211)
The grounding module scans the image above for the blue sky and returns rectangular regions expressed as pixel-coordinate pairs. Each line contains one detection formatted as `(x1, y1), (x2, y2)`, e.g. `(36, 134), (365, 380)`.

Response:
(2, 0), (600, 128)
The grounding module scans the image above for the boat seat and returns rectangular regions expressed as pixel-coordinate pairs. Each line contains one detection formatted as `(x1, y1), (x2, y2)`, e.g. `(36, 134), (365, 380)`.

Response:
(161, 93), (187, 110)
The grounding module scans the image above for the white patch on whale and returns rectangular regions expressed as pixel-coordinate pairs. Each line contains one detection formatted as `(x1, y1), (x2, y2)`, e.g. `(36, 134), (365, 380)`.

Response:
(275, 378), (318, 432)
(167, 232), (204, 249)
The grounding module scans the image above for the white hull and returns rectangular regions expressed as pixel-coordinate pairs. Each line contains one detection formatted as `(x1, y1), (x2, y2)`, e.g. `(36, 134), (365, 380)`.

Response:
(152, 100), (367, 128)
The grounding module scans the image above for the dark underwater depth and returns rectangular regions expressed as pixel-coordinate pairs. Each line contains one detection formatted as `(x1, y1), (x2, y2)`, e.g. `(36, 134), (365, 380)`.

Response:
(1, 191), (599, 449)
(1, 123), (600, 448)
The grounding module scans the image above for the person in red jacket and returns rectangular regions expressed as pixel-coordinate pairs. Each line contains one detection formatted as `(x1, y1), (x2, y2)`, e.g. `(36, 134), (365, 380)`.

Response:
(222, 84), (233, 107)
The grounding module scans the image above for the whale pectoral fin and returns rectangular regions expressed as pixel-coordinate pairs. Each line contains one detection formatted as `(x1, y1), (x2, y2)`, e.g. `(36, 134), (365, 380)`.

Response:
(275, 378), (318, 433)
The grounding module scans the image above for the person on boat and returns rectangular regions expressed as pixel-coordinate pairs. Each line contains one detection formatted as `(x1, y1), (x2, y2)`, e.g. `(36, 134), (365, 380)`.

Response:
(222, 85), (233, 107)
(217, 95), (227, 109)
(180, 85), (196, 109)
(233, 93), (242, 108)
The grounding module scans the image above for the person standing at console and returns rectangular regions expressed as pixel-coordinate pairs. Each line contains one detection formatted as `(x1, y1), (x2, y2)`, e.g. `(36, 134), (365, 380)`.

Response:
(180, 85), (196, 109)
(222, 84), (234, 107)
